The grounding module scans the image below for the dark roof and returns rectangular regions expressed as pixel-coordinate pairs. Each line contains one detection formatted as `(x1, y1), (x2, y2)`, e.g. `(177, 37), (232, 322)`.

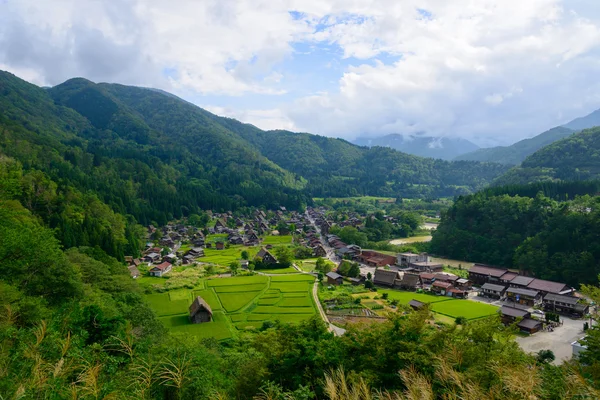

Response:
(527, 279), (568, 294)
(373, 269), (399, 285)
(433, 281), (453, 288)
(510, 276), (535, 286)
(420, 272), (435, 280)
(412, 261), (443, 267)
(506, 287), (539, 297)
(127, 265), (140, 277)
(518, 318), (542, 330)
(434, 273), (459, 282)
(399, 274), (420, 286)
(409, 299), (425, 308)
(481, 283), (507, 292)
(543, 293), (580, 305)
(189, 296), (213, 316)
(326, 272), (343, 280)
(468, 264), (507, 277)
(500, 272), (519, 281)
(500, 306), (529, 318)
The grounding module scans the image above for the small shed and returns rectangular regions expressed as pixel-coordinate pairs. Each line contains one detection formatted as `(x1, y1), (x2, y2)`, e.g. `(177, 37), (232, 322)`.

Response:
(189, 296), (213, 323)
(518, 318), (543, 334)
(408, 299), (426, 310)
(326, 271), (343, 285)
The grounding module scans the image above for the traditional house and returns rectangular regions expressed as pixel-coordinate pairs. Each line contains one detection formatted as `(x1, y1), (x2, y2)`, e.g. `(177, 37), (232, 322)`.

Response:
(468, 264), (508, 285)
(499, 272), (519, 284)
(373, 269), (400, 287)
(397, 252), (429, 267)
(326, 271), (343, 285)
(409, 261), (444, 272)
(214, 219), (225, 232)
(256, 247), (278, 264)
(216, 242), (225, 250)
(431, 281), (453, 295)
(480, 283), (507, 299)
(163, 253), (177, 264)
(127, 265), (140, 279)
(509, 275), (535, 289)
(419, 272), (435, 285)
(149, 262), (172, 277)
(313, 245), (327, 258)
(229, 236), (244, 245)
(132, 258), (142, 267)
(542, 293), (589, 317)
(518, 318), (543, 334)
(506, 287), (541, 307)
(500, 305), (530, 324)
(527, 279), (572, 296)
(359, 251), (396, 267)
(433, 273), (459, 284)
(409, 299), (426, 310)
(349, 276), (366, 286)
(144, 252), (161, 263)
(187, 247), (205, 258)
(455, 278), (471, 290)
(396, 273), (420, 290)
(189, 296), (213, 323)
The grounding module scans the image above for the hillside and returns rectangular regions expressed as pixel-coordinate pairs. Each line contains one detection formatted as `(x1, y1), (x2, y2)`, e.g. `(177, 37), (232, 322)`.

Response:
(455, 126), (574, 165)
(352, 134), (480, 160)
(564, 108), (600, 131)
(495, 126), (600, 186)
(0, 69), (511, 225)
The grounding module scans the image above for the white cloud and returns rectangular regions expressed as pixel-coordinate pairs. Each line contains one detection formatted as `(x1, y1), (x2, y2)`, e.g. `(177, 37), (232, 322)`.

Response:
(1, 0), (600, 145)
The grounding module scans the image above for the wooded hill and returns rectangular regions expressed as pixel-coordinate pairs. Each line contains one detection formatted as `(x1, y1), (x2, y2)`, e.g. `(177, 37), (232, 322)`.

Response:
(495, 126), (600, 185)
(1, 70), (509, 221)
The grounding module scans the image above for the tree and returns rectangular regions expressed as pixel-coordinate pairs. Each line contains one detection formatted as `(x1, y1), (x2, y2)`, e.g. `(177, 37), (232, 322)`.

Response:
(455, 316), (468, 325)
(274, 246), (293, 267)
(315, 257), (332, 274)
(229, 261), (240, 276)
(241, 250), (249, 260)
(364, 280), (374, 289)
(536, 349), (555, 364)
(367, 272), (372, 281)
(381, 293), (389, 300)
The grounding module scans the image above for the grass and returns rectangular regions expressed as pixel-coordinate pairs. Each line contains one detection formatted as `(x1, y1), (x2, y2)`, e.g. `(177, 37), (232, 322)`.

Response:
(261, 267), (298, 274)
(213, 284), (267, 293)
(218, 292), (262, 312)
(389, 236), (432, 245)
(430, 299), (498, 320)
(162, 311), (233, 340)
(201, 245), (259, 266)
(144, 294), (190, 316)
(192, 289), (222, 311)
(263, 235), (293, 245)
(270, 282), (312, 292)
(374, 290), (450, 304)
(279, 297), (313, 307)
(207, 275), (268, 286)
(297, 258), (318, 272)
(146, 273), (317, 338)
(270, 274), (315, 282)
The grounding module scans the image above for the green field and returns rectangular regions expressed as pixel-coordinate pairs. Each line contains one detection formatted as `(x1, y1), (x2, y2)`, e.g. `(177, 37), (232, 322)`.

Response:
(430, 299), (498, 320)
(146, 273), (316, 339)
(373, 289), (498, 320)
(262, 235), (293, 245)
(260, 267), (298, 274)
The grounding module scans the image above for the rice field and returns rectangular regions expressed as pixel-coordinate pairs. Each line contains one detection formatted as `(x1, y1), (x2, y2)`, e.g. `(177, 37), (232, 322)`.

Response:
(146, 273), (317, 338)
(262, 235), (293, 245)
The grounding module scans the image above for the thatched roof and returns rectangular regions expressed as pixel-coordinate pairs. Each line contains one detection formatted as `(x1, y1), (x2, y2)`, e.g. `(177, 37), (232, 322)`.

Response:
(189, 296), (213, 317)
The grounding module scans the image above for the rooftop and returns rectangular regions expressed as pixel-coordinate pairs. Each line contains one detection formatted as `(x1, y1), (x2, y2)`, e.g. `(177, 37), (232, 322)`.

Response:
(469, 264), (507, 277)
(500, 306), (529, 318)
(527, 279), (569, 294)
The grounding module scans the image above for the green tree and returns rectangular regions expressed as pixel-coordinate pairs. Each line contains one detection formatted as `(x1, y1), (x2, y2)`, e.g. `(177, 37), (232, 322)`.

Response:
(274, 246), (293, 268)
(229, 261), (240, 276)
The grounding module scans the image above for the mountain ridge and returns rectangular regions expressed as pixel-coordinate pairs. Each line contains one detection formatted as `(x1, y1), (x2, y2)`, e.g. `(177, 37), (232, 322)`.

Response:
(352, 134), (480, 160)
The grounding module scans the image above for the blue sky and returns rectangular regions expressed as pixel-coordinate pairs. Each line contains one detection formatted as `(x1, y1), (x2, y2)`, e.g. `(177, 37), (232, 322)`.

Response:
(2, 0), (600, 146)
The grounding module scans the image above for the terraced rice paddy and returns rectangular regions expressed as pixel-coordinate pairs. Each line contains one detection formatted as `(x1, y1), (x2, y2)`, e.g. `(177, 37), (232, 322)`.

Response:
(145, 273), (317, 340)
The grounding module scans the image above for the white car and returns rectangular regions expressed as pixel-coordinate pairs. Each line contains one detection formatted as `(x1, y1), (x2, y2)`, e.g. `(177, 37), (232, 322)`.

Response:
(532, 310), (545, 317)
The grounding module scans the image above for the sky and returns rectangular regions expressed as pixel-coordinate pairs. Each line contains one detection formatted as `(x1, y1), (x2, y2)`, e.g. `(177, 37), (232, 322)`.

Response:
(2, 1), (600, 146)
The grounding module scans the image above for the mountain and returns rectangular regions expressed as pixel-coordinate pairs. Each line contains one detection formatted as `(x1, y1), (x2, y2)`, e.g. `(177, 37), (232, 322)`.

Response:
(494, 126), (600, 186)
(563, 108), (600, 131)
(352, 134), (480, 160)
(455, 126), (574, 165)
(0, 70), (510, 229)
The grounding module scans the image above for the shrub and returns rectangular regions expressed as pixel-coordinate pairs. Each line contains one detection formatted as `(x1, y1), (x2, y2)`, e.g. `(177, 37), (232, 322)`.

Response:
(455, 316), (468, 325)
(381, 293), (389, 300)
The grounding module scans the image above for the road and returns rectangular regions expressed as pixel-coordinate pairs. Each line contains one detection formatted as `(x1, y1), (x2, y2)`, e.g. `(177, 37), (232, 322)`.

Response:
(305, 210), (346, 336)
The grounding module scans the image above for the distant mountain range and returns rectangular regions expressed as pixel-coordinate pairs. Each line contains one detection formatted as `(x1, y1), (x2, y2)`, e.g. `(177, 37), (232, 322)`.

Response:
(352, 134), (480, 160)
(455, 108), (600, 165)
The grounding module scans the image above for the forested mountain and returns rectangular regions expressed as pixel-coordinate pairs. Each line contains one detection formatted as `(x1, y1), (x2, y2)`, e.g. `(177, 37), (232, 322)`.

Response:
(352, 134), (480, 160)
(430, 181), (600, 286)
(495, 126), (600, 186)
(455, 126), (574, 165)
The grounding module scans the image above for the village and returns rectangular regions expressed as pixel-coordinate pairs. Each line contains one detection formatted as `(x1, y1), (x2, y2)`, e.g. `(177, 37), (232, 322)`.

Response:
(125, 205), (593, 363)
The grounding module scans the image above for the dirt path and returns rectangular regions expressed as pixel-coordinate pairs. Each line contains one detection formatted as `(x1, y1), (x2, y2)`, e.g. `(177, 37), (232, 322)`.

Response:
(312, 281), (346, 336)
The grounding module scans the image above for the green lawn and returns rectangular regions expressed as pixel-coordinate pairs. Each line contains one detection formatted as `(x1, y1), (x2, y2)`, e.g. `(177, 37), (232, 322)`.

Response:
(376, 290), (449, 304)
(430, 299), (498, 320)
(263, 235), (293, 245)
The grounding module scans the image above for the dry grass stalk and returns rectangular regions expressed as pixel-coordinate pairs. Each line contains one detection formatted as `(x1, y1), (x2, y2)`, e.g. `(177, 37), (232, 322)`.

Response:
(323, 368), (374, 400)
(159, 355), (189, 391)
(129, 359), (157, 399)
(399, 366), (433, 400)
